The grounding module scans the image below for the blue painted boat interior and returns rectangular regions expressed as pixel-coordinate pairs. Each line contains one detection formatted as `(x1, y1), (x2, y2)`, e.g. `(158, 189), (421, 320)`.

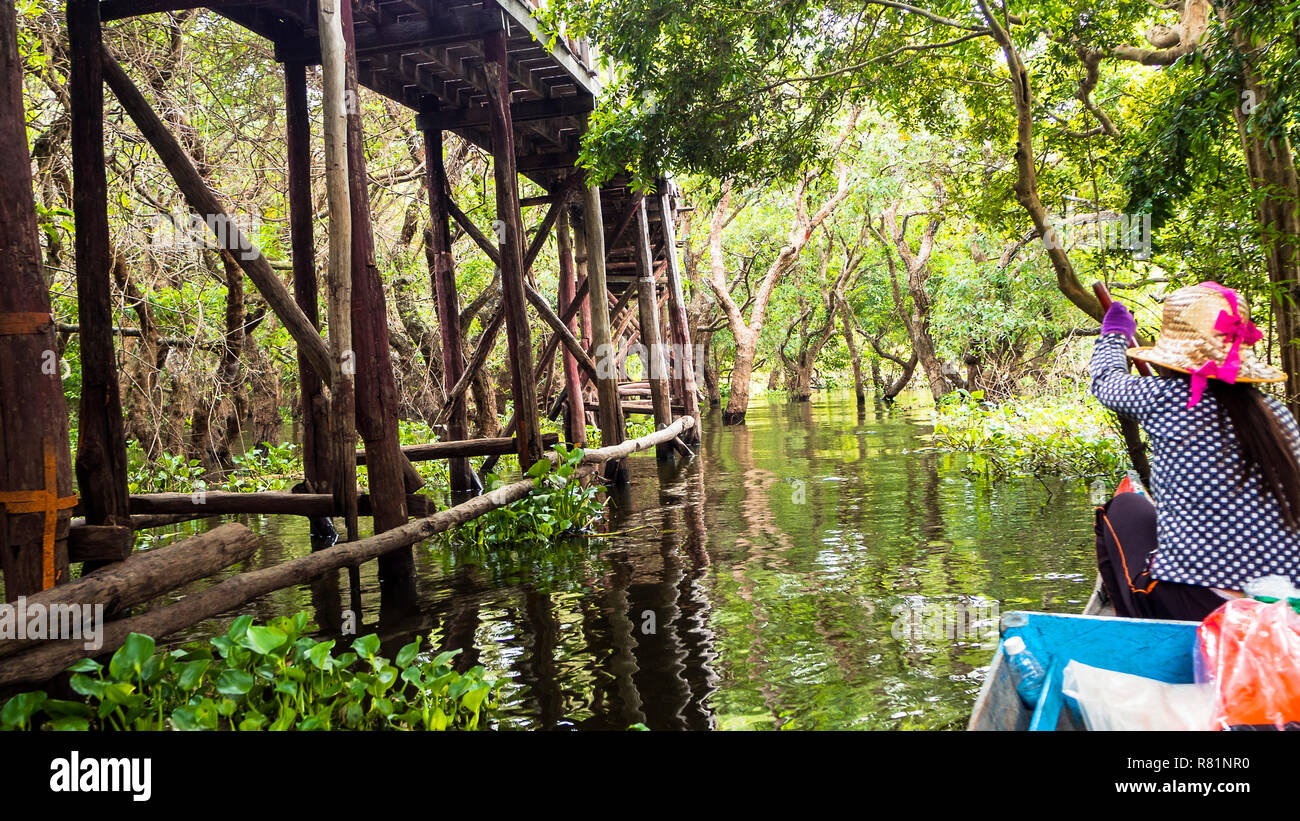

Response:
(999, 611), (1200, 731)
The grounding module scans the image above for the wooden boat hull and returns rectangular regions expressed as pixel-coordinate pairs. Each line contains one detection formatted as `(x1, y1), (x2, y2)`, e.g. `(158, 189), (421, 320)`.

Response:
(968, 474), (1161, 730)
(968, 610), (1200, 731)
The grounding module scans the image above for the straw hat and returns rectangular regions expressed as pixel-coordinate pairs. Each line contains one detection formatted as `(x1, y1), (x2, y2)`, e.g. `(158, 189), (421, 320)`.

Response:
(1127, 282), (1284, 385)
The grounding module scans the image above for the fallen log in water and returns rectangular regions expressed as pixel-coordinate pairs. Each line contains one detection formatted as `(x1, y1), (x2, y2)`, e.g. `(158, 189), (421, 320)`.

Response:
(356, 433), (559, 464)
(128, 513), (220, 530)
(125, 491), (434, 520)
(130, 491), (334, 516)
(620, 401), (687, 416)
(0, 523), (257, 660)
(0, 418), (694, 687)
(71, 513), (225, 532)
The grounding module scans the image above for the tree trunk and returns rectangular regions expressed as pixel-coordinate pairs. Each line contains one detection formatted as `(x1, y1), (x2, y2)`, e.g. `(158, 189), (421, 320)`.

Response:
(878, 200), (950, 402)
(838, 295), (866, 403)
(1227, 35), (1300, 417)
(885, 353), (920, 399)
(723, 330), (758, 424)
(703, 336), (721, 407)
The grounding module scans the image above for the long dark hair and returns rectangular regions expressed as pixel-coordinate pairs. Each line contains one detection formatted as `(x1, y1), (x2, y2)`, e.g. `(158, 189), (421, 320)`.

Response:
(1206, 378), (1300, 529)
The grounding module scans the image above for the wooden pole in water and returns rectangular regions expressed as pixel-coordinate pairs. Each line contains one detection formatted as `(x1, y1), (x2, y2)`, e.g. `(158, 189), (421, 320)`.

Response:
(0, 0), (76, 596)
(633, 200), (674, 460)
(557, 207), (586, 446)
(1091, 281), (1152, 486)
(285, 60), (331, 493)
(580, 184), (627, 481)
(317, 0), (358, 539)
(420, 103), (475, 494)
(339, 0), (413, 592)
(573, 209), (594, 351)
(658, 184), (701, 443)
(68, 0), (130, 537)
(483, 21), (543, 469)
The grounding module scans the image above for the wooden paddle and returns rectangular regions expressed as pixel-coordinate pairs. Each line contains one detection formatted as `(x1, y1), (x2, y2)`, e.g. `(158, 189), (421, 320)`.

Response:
(1092, 281), (1152, 485)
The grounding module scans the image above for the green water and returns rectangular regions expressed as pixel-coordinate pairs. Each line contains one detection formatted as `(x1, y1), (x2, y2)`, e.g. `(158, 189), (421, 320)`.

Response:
(142, 389), (1099, 730)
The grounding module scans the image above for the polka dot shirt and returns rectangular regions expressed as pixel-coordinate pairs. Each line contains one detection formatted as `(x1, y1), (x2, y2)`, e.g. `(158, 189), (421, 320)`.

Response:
(1091, 332), (1300, 591)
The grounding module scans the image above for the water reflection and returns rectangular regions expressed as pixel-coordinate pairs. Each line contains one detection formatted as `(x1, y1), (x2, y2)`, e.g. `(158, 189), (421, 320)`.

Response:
(145, 390), (1096, 730)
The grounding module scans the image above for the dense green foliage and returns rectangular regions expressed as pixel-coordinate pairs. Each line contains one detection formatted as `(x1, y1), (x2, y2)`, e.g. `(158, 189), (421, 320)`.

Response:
(449, 445), (607, 549)
(932, 390), (1127, 479)
(0, 612), (500, 731)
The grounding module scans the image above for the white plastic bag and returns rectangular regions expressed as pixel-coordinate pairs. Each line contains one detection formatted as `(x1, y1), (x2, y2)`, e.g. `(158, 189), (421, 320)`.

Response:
(1062, 660), (1213, 731)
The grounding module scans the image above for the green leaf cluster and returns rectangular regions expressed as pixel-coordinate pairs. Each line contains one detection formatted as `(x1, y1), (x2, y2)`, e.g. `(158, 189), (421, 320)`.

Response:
(0, 612), (500, 731)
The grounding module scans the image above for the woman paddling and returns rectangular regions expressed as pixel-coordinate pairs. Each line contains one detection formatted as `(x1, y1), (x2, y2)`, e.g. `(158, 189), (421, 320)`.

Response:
(1092, 282), (1300, 621)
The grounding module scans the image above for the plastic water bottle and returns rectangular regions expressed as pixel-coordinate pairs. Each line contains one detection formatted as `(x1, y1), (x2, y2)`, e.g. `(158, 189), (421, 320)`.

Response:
(1003, 635), (1046, 707)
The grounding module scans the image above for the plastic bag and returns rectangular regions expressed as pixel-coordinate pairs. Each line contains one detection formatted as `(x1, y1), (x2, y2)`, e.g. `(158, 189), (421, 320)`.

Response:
(1197, 594), (1300, 730)
(1062, 660), (1214, 731)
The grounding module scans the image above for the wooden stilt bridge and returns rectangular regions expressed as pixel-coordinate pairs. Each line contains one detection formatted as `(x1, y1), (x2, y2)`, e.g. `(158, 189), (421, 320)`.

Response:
(0, 0), (703, 683)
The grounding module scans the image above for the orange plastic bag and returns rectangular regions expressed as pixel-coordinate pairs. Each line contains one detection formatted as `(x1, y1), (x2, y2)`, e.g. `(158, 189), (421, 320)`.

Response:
(1197, 597), (1300, 730)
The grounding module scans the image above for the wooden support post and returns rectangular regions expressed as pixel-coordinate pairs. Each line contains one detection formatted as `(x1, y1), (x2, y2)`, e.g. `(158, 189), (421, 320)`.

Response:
(0, 0), (75, 597)
(633, 199), (673, 460)
(285, 60), (331, 492)
(580, 184), (626, 481)
(659, 186), (701, 443)
(483, 24), (542, 469)
(68, 0), (130, 535)
(317, 0), (358, 540)
(557, 207), (586, 446)
(340, 0), (412, 590)
(421, 109), (475, 494)
(572, 212), (594, 351)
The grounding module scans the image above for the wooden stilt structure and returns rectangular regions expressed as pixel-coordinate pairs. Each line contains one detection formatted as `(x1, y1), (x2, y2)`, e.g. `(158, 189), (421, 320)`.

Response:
(581, 184), (627, 482)
(316, 0), (359, 541)
(557, 207), (586, 446)
(483, 21), (542, 470)
(0, 0), (708, 653)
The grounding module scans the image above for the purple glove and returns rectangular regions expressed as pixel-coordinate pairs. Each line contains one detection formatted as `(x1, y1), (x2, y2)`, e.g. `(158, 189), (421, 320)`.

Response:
(1101, 301), (1136, 338)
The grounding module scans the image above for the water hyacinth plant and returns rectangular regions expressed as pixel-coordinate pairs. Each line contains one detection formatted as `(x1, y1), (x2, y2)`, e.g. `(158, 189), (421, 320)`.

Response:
(0, 612), (500, 731)
(448, 444), (606, 549)
(931, 390), (1128, 480)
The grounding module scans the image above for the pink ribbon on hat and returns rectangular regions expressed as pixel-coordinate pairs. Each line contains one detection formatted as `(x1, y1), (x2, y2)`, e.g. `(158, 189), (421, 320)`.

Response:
(1186, 281), (1263, 407)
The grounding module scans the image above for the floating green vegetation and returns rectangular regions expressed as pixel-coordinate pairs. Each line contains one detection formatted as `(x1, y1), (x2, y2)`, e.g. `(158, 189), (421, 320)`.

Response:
(445, 444), (606, 551)
(0, 612), (500, 731)
(931, 390), (1127, 480)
